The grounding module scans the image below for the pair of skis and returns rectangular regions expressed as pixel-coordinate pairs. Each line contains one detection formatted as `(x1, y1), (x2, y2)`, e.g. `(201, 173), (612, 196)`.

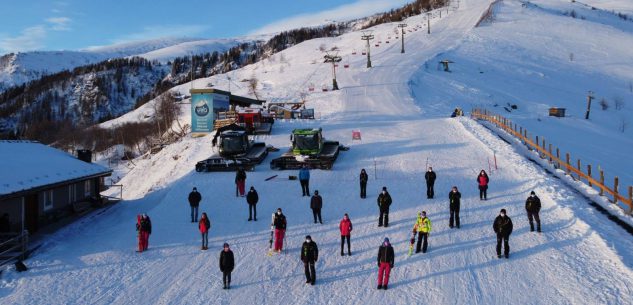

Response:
(407, 230), (417, 257)
(267, 213), (275, 256)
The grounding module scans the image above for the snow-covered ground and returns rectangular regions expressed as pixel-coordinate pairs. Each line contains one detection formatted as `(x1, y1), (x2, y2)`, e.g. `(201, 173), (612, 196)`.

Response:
(2, 0), (633, 304)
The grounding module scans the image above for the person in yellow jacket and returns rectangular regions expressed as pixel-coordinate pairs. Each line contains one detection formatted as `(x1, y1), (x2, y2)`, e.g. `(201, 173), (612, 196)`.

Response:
(413, 211), (432, 254)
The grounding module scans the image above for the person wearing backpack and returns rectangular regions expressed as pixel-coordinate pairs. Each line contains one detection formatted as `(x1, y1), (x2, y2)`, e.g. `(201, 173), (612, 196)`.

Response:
(235, 167), (247, 197)
(136, 214), (152, 252)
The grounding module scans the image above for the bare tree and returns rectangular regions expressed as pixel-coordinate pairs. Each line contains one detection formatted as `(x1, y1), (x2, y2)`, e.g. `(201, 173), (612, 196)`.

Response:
(599, 98), (609, 110)
(619, 117), (628, 133)
(614, 96), (624, 110)
(249, 76), (260, 100)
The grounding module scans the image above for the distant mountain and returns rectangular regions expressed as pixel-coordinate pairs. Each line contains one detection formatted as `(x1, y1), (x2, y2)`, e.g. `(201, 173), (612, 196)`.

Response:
(0, 37), (248, 92)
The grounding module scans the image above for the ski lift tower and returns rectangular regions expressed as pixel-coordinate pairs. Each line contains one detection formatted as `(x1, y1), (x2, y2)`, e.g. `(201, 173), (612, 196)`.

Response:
(324, 52), (342, 90)
(361, 31), (374, 68)
(398, 23), (407, 53)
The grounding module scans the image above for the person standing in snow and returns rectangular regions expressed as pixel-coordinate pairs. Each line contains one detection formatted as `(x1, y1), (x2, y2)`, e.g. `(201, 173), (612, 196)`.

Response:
(425, 167), (436, 199)
(199, 212), (211, 250)
(235, 167), (247, 197)
(376, 237), (395, 290)
(449, 186), (461, 229)
(188, 187), (202, 223)
(219, 243), (235, 289)
(310, 190), (323, 224)
(301, 235), (319, 285)
(339, 213), (352, 256)
(273, 208), (287, 252)
(413, 211), (432, 253)
(477, 169), (490, 200)
(493, 208), (513, 259)
(377, 186), (392, 227)
(525, 191), (541, 232)
(246, 186), (258, 221)
(136, 214), (152, 252)
(359, 169), (368, 199)
(299, 165), (310, 196)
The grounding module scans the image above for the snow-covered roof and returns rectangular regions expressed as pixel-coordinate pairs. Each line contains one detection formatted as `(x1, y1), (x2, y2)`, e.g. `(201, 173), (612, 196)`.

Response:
(0, 141), (112, 197)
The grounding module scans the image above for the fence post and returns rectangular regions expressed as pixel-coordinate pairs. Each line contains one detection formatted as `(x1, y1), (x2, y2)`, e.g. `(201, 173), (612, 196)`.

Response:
(565, 153), (570, 175)
(549, 144), (553, 163)
(599, 170), (605, 196)
(587, 164), (592, 187)
(535, 135), (539, 150)
(614, 177), (619, 204)
(556, 148), (560, 169)
(628, 186), (632, 214)
(577, 159), (582, 180)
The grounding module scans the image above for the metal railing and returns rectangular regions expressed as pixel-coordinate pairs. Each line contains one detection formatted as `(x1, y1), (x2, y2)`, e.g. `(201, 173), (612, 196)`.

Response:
(0, 230), (29, 267)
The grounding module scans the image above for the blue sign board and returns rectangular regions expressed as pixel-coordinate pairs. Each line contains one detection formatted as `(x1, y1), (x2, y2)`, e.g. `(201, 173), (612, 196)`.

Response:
(191, 92), (212, 132)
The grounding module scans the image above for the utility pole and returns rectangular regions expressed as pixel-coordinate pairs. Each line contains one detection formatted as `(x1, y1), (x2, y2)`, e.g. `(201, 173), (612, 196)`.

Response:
(323, 52), (342, 90)
(398, 23), (407, 53)
(427, 13), (431, 34)
(361, 32), (374, 68)
(585, 91), (594, 119)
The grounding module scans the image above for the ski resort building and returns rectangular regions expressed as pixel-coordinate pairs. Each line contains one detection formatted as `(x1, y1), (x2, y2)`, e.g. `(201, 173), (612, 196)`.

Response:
(0, 141), (112, 234)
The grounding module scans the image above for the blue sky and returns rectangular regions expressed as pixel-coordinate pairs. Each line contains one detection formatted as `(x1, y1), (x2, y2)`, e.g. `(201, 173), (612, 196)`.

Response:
(0, 0), (410, 54)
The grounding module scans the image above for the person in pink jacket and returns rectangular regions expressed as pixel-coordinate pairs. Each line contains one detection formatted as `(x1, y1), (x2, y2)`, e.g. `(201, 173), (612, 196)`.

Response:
(339, 213), (353, 256)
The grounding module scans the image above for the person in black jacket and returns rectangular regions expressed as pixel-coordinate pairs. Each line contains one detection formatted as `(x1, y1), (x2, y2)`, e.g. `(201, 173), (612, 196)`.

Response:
(246, 186), (258, 221)
(377, 187), (392, 227)
(188, 187), (202, 223)
(310, 190), (323, 224)
(219, 243), (235, 289)
(301, 235), (319, 285)
(273, 208), (287, 252)
(449, 186), (461, 228)
(493, 209), (513, 259)
(359, 169), (368, 198)
(525, 191), (542, 232)
(424, 167), (437, 199)
(376, 237), (395, 290)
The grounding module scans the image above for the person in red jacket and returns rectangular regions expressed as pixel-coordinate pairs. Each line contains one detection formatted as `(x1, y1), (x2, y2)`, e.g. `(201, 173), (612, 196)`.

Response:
(136, 214), (151, 252)
(339, 213), (353, 256)
(477, 169), (490, 200)
(199, 212), (211, 250)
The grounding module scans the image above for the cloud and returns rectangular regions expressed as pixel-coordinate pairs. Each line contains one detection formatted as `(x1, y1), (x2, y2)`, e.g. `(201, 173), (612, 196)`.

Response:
(0, 26), (46, 53)
(250, 0), (410, 35)
(111, 24), (208, 44)
(46, 17), (72, 31)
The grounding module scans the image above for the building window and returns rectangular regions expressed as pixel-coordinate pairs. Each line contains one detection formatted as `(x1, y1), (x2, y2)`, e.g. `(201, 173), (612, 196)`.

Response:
(84, 180), (91, 197)
(69, 184), (77, 202)
(43, 190), (54, 211)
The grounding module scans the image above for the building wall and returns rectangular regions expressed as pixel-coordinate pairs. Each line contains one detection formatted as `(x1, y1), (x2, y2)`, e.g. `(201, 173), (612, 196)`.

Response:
(0, 197), (22, 232)
(0, 177), (100, 233)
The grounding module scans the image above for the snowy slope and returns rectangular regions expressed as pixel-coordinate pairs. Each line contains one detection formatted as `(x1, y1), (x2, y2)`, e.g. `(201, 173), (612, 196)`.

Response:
(1, 1), (633, 304)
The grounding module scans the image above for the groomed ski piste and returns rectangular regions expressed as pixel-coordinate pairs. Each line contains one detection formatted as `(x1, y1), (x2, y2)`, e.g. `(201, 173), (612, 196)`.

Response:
(2, 0), (633, 304)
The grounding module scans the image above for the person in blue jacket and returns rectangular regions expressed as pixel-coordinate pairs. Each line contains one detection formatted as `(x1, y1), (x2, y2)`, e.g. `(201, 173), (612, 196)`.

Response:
(299, 165), (311, 196)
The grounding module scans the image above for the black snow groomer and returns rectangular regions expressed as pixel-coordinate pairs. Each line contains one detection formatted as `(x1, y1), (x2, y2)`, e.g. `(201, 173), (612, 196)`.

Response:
(196, 124), (268, 172)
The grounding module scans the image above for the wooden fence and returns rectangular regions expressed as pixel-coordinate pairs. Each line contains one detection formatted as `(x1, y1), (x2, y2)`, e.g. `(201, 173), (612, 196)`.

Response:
(471, 108), (633, 214)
